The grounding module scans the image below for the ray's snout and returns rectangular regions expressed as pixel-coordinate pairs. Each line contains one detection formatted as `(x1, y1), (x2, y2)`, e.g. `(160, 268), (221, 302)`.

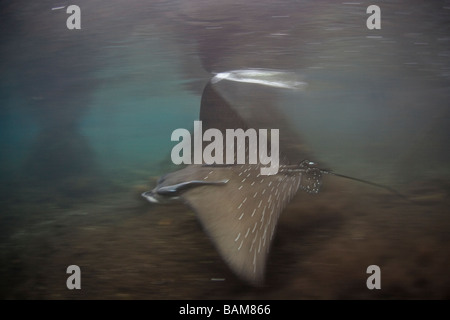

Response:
(141, 190), (161, 203)
(141, 187), (181, 204)
(142, 169), (229, 205)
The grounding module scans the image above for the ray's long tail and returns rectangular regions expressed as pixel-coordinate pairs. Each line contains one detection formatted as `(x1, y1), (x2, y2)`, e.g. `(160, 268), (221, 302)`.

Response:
(281, 160), (411, 202)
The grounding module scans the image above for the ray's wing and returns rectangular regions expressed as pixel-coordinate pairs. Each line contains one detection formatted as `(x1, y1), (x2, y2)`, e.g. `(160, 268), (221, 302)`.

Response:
(200, 82), (249, 133)
(204, 73), (312, 164)
(182, 165), (301, 285)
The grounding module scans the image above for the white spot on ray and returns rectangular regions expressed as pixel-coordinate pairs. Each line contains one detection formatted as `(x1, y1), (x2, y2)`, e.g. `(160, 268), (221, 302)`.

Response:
(258, 200), (263, 208)
(253, 191), (258, 198)
(250, 231), (259, 260)
(238, 212), (244, 220)
(238, 185), (243, 190)
(270, 218), (276, 240)
(245, 227), (250, 238)
(252, 229), (258, 243)
(238, 240), (243, 251)
(235, 233), (241, 242)
(238, 201), (244, 209)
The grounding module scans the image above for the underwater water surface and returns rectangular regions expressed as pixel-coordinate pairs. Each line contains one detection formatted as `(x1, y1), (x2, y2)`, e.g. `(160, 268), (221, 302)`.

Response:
(0, 0), (449, 299)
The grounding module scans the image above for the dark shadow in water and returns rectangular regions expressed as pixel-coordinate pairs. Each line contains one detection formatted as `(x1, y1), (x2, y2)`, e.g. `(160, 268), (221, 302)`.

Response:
(19, 82), (105, 203)
(20, 73), (103, 197)
(1, 2), (114, 202)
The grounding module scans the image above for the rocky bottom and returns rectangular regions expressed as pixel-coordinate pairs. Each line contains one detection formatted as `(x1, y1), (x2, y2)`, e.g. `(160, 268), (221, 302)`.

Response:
(1, 176), (449, 299)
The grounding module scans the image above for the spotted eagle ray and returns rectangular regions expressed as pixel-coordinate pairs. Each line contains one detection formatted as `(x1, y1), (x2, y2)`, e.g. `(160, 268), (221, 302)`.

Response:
(142, 69), (398, 285)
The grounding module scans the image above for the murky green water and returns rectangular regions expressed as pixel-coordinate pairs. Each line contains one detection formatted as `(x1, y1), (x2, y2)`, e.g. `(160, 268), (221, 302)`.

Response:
(0, 0), (449, 299)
